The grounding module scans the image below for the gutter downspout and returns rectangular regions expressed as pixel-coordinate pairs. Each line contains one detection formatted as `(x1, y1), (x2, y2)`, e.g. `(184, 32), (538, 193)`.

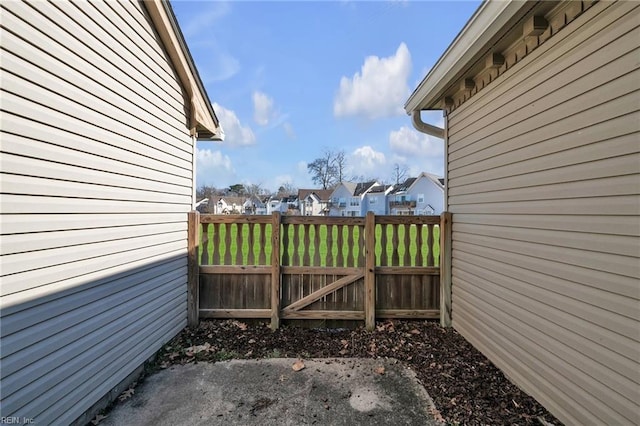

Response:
(411, 110), (444, 139)
(411, 109), (451, 327)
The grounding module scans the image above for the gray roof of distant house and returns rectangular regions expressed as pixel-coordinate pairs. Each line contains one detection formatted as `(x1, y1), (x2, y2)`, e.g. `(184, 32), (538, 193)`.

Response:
(368, 185), (393, 194)
(390, 177), (417, 194)
(354, 181), (377, 196)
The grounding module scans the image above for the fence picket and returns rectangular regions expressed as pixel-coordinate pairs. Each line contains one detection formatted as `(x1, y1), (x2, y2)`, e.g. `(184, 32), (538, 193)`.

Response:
(416, 224), (423, 266)
(247, 223), (255, 265)
(212, 223), (221, 264)
(427, 224), (434, 267)
(292, 224), (300, 265)
(312, 224), (321, 266)
(346, 225), (354, 267)
(402, 224), (411, 266)
(201, 223), (209, 265)
(391, 224), (399, 266)
(236, 224), (244, 265)
(336, 224), (344, 266)
(303, 224), (311, 266)
(258, 223), (267, 265)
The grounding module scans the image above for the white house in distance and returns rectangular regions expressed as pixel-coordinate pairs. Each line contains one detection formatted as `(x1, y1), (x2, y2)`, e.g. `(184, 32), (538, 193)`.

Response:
(362, 184), (394, 215)
(213, 196), (245, 214)
(243, 195), (266, 215)
(388, 173), (444, 215)
(298, 189), (332, 216)
(1, 1), (222, 424)
(329, 181), (378, 217)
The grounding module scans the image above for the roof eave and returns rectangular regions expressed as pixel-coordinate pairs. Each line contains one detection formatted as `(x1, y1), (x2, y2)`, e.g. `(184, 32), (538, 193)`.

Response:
(144, 0), (224, 141)
(404, 0), (531, 113)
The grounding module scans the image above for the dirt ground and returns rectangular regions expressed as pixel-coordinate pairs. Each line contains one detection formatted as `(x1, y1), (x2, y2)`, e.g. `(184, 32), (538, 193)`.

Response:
(133, 319), (562, 425)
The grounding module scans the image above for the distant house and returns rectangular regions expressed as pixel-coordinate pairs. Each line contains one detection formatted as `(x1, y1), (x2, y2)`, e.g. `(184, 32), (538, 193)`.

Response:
(280, 195), (299, 215)
(265, 196), (281, 215)
(0, 1), (222, 424)
(243, 195), (266, 215)
(214, 196), (245, 214)
(329, 181), (378, 217)
(404, 0), (639, 424)
(388, 173), (444, 215)
(362, 184), (394, 215)
(298, 189), (332, 216)
(266, 195), (298, 215)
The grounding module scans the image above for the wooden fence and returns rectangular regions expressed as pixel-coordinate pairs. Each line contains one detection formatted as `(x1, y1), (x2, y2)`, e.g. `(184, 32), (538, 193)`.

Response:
(187, 211), (452, 330)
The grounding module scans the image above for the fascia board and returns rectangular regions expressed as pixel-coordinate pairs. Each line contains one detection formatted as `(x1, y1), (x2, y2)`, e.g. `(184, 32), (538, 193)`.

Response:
(404, 0), (529, 112)
(144, 0), (223, 140)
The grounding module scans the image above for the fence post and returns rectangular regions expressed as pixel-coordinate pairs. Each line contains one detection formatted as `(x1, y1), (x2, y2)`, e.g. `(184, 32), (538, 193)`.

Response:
(364, 211), (376, 330)
(187, 211), (200, 328)
(270, 212), (281, 330)
(440, 212), (452, 327)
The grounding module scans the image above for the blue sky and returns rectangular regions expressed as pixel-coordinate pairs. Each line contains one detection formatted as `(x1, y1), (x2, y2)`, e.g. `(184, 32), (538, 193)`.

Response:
(171, 0), (481, 192)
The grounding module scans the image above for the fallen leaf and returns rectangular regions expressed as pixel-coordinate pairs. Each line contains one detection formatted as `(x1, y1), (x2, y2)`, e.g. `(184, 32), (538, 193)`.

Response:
(189, 343), (212, 354)
(118, 388), (135, 402)
(91, 414), (108, 425)
(410, 329), (421, 335)
(374, 366), (385, 375)
(292, 360), (305, 371)
(232, 321), (247, 330)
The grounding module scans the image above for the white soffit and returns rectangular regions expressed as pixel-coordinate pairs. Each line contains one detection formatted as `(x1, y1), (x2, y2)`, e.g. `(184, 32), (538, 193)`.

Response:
(404, 0), (534, 112)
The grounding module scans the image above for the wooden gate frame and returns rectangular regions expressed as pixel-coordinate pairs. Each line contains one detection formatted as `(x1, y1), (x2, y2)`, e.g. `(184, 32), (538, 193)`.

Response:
(188, 211), (452, 330)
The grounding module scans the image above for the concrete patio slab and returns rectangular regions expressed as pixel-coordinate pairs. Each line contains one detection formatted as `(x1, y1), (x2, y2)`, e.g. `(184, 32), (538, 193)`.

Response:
(101, 358), (442, 426)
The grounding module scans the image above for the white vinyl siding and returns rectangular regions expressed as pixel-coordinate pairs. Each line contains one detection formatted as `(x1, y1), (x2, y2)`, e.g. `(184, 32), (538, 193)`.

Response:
(446, 2), (640, 425)
(0, 1), (193, 423)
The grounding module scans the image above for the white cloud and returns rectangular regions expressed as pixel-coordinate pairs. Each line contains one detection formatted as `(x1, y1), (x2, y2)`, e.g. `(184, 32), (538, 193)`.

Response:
(213, 103), (255, 146)
(389, 126), (444, 176)
(334, 43), (412, 119)
(350, 145), (387, 177)
(283, 122), (296, 139)
(389, 126), (443, 158)
(200, 53), (240, 83)
(252, 91), (275, 126)
(182, 2), (230, 38)
(195, 148), (235, 186)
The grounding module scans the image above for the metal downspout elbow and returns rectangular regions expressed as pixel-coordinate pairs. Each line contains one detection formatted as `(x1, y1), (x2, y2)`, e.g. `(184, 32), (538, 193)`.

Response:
(411, 110), (444, 139)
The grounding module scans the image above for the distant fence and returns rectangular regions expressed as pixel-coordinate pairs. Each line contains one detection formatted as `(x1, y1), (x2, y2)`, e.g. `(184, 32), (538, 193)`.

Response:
(187, 212), (452, 329)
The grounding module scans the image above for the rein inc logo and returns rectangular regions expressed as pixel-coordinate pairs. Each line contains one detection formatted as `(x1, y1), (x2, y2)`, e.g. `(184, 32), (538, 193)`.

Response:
(1, 418), (34, 424)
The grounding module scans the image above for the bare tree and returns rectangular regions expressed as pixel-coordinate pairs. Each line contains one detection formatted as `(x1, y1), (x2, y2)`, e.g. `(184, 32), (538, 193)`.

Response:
(334, 150), (347, 183)
(277, 182), (297, 197)
(392, 163), (409, 185)
(245, 183), (265, 196)
(307, 149), (346, 189)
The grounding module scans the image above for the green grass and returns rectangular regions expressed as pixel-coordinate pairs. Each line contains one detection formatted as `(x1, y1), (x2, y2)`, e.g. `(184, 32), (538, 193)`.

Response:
(199, 221), (440, 267)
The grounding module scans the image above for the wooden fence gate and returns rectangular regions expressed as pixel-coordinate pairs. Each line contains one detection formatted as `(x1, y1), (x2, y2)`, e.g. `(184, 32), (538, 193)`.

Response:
(187, 212), (452, 330)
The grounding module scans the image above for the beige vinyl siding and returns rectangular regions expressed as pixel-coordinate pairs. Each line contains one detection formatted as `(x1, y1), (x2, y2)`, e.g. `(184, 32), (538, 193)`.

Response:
(446, 1), (640, 425)
(0, 1), (194, 423)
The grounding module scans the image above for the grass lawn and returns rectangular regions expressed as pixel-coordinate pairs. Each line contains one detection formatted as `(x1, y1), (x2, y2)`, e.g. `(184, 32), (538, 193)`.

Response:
(199, 221), (440, 267)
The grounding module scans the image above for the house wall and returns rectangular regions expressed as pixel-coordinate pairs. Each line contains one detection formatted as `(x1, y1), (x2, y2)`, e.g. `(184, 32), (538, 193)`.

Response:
(1, 1), (193, 423)
(446, 2), (639, 425)
(413, 177), (444, 215)
(329, 185), (352, 216)
(363, 194), (387, 215)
